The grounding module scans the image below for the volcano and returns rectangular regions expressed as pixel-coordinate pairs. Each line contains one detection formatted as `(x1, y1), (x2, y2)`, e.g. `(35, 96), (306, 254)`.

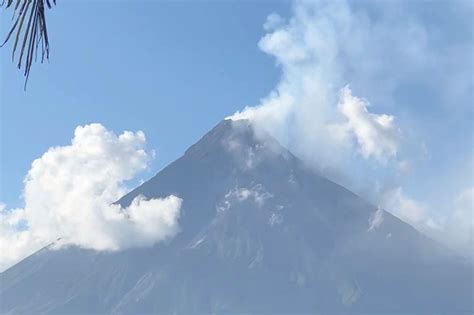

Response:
(1, 119), (472, 314)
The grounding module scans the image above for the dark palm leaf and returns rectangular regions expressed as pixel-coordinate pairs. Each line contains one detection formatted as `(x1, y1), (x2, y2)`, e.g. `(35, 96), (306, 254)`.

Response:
(1, 0), (56, 89)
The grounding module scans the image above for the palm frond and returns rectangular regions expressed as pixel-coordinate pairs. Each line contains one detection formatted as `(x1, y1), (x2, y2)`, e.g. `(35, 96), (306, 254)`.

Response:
(1, 0), (56, 89)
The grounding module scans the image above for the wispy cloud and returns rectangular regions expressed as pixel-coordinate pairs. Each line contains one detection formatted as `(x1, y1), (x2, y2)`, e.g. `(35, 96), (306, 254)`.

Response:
(229, 0), (472, 255)
(337, 86), (399, 162)
(228, 1), (405, 175)
(380, 187), (437, 231)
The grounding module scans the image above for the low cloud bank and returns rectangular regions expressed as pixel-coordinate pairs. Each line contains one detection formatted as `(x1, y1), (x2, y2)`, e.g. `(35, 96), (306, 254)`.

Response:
(0, 124), (182, 272)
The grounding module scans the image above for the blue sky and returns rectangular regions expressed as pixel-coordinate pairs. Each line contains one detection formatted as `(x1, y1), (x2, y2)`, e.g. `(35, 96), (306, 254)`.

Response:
(0, 0), (472, 254)
(1, 1), (289, 207)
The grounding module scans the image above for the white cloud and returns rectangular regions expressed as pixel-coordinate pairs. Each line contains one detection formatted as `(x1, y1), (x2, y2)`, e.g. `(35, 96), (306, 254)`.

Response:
(228, 1), (402, 173)
(229, 1), (471, 255)
(227, 0), (471, 190)
(337, 86), (399, 161)
(0, 205), (43, 272)
(0, 124), (182, 272)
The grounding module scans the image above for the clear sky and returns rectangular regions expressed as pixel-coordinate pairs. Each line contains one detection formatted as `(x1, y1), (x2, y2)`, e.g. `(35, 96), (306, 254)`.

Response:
(0, 0), (472, 251)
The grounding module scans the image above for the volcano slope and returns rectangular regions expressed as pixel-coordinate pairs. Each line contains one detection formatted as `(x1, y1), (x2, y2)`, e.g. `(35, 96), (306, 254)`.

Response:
(1, 119), (472, 314)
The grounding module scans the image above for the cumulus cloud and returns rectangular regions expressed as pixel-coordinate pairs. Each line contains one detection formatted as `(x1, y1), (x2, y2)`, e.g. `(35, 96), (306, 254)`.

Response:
(0, 124), (182, 272)
(0, 204), (44, 272)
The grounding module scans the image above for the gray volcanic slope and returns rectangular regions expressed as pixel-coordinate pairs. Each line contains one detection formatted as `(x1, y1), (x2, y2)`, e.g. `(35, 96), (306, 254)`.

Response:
(1, 119), (472, 314)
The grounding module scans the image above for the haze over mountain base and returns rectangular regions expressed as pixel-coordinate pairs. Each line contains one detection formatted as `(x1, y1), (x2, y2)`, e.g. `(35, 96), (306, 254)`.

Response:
(1, 120), (472, 314)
